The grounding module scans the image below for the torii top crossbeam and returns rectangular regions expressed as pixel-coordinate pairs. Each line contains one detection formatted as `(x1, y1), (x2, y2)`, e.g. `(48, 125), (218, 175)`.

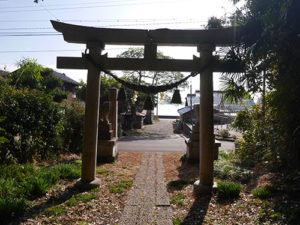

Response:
(51, 20), (240, 46)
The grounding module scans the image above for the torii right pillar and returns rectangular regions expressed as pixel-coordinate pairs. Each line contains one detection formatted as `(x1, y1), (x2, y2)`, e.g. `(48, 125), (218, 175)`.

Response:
(194, 44), (216, 193)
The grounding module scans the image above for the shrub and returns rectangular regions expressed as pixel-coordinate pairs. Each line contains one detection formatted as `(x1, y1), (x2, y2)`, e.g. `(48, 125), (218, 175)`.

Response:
(0, 163), (35, 181)
(0, 117), (8, 151)
(217, 181), (242, 200)
(62, 103), (84, 154)
(0, 83), (64, 163)
(52, 89), (67, 103)
(214, 151), (252, 183)
(251, 186), (272, 199)
(232, 104), (287, 168)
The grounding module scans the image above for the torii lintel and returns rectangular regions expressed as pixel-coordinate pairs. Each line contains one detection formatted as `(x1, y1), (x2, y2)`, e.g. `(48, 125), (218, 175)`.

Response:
(51, 20), (240, 47)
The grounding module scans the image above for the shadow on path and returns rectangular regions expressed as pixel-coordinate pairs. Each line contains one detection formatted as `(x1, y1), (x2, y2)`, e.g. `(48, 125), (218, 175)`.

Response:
(183, 193), (212, 225)
(166, 158), (212, 224)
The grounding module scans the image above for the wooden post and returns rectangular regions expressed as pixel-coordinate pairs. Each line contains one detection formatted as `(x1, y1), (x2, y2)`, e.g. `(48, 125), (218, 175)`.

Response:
(77, 42), (103, 189)
(109, 88), (118, 139)
(194, 44), (215, 193)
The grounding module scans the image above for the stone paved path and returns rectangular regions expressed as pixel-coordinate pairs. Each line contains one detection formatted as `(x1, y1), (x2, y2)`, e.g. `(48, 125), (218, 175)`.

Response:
(119, 152), (172, 225)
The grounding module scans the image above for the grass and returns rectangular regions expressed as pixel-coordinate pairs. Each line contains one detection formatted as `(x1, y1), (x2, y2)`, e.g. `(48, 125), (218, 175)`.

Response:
(96, 168), (111, 175)
(251, 186), (272, 199)
(109, 180), (133, 194)
(0, 197), (27, 220)
(217, 181), (243, 200)
(74, 193), (98, 202)
(53, 164), (81, 179)
(167, 179), (196, 190)
(108, 185), (124, 194)
(170, 193), (185, 206)
(0, 162), (81, 220)
(66, 192), (98, 207)
(66, 198), (79, 207)
(214, 151), (252, 183)
(44, 205), (67, 217)
(172, 217), (183, 225)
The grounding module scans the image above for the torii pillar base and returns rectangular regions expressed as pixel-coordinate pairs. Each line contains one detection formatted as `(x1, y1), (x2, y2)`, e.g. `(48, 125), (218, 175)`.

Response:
(76, 178), (101, 190)
(193, 180), (217, 194)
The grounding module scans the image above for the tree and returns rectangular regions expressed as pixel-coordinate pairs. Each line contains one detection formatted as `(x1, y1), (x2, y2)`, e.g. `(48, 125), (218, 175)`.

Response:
(221, 0), (300, 167)
(8, 58), (67, 103)
(206, 16), (224, 29)
(118, 48), (187, 87)
(76, 75), (121, 103)
(117, 48), (188, 109)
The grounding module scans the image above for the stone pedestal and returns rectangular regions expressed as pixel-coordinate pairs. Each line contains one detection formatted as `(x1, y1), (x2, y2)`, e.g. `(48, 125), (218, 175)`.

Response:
(132, 111), (146, 129)
(186, 128), (221, 162)
(97, 138), (118, 162)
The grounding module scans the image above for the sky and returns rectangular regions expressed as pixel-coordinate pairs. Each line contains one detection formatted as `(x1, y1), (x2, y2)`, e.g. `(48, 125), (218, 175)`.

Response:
(0, 0), (241, 114)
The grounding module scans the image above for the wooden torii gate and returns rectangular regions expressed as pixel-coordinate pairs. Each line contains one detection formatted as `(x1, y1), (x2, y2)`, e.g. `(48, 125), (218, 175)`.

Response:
(51, 20), (241, 192)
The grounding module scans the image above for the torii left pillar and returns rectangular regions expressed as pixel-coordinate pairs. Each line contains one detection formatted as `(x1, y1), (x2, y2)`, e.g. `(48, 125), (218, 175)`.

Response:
(76, 42), (103, 189)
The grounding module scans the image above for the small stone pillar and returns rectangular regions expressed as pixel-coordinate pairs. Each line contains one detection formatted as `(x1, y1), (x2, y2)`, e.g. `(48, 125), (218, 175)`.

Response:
(109, 88), (118, 139)
(186, 104), (221, 162)
(77, 43), (103, 189)
(194, 44), (216, 193)
(186, 104), (200, 162)
(97, 102), (118, 163)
